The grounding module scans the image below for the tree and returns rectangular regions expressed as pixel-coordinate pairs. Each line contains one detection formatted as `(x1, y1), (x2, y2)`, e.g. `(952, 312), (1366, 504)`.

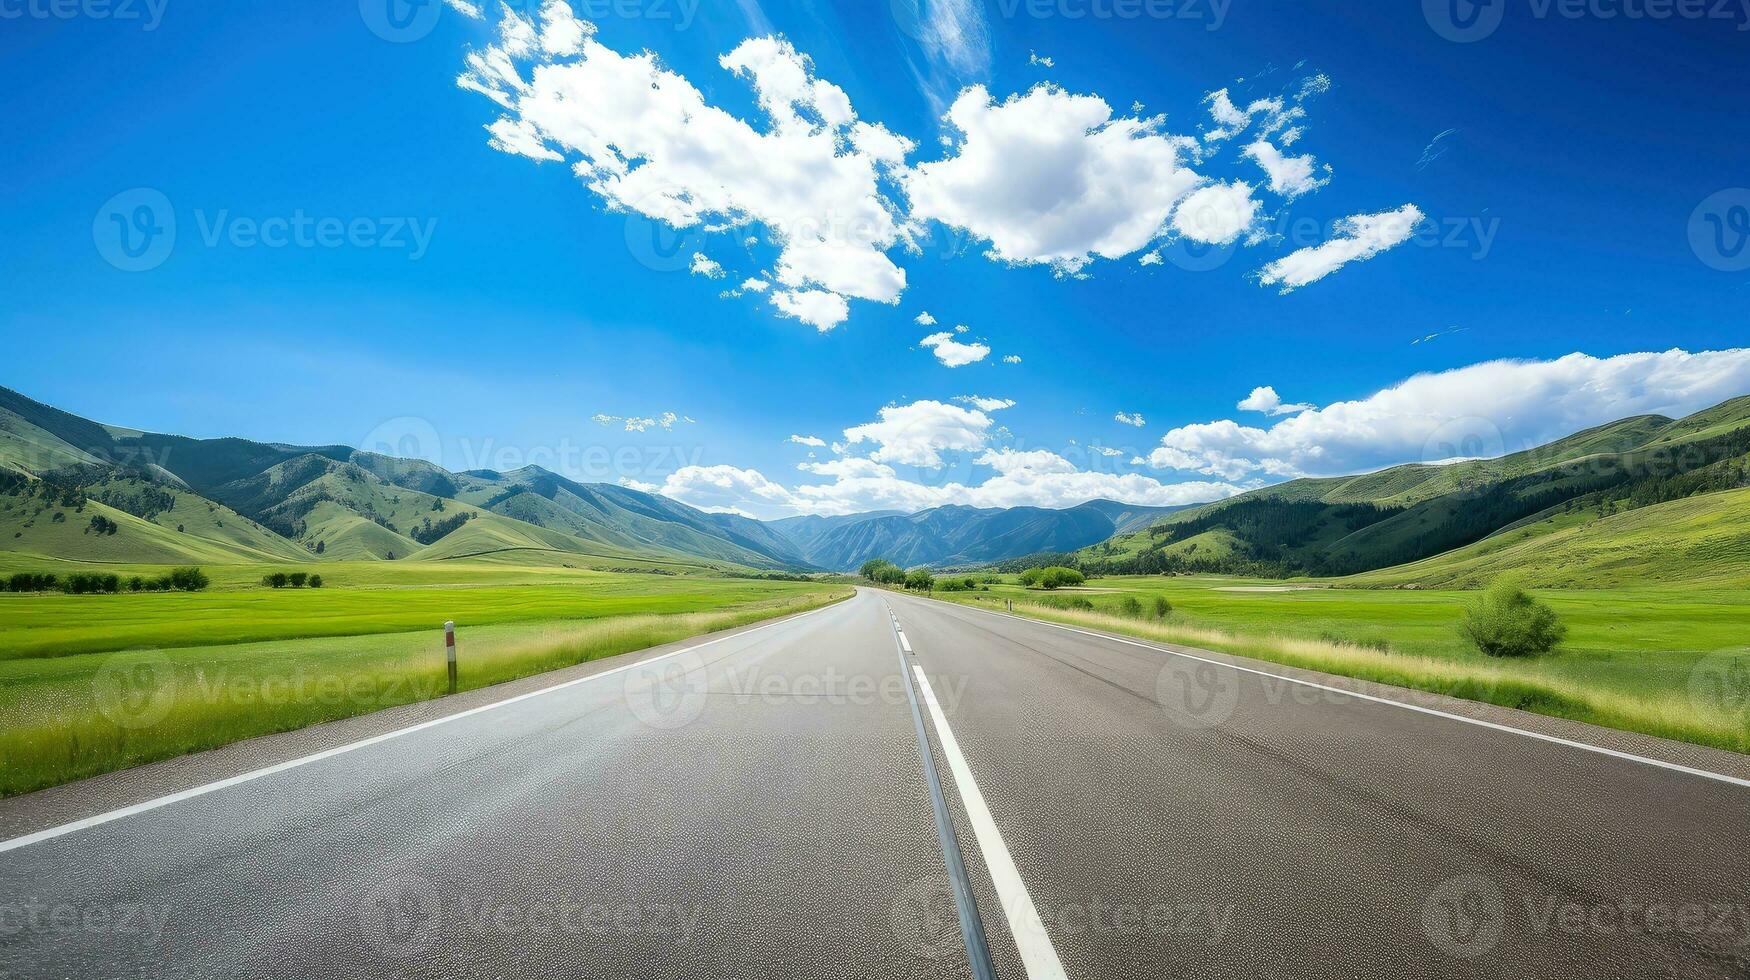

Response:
(905, 569), (935, 592)
(1460, 579), (1566, 657)
(308, 574), (324, 589)
(315, 540), (325, 555)
(168, 567), (209, 591)
(264, 572), (289, 589)
(288, 572), (308, 588)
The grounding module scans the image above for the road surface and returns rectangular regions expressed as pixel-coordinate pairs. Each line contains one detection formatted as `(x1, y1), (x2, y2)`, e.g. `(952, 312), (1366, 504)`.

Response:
(2, 588), (1746, 979)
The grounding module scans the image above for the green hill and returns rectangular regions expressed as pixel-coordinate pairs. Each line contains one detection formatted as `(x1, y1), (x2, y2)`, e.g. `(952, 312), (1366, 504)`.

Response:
(1344, 486), (1750, 589)
(0, 475), (309, 565)
(1069, 398), (1750, 582)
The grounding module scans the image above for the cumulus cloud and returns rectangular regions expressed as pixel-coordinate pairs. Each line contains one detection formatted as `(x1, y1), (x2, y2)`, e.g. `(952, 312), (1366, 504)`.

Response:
(788, 434), (826, 447)
(843, 399), (994, 466)
(770, 289), (851, 332)
(740, 277), (770, 293)
(954, 395), (1015, 411)
(656, 454), (1238, 518)
(905, 84), (1205, 273)
(1151, 348), (1750, 480)
(920, 331), (992, 367)
(1257, 204), (1422, 293)
(1114, 411), (1146, 427)
(915, 311), (937, 326)
(1170, 180), (1261, 245)
(1243, 140), (1330, 199)
(593, 410), (688, 432)
(689, 253), (725, 279)
(1237, 386), (1314, 416)
(459, 9), (910, 330)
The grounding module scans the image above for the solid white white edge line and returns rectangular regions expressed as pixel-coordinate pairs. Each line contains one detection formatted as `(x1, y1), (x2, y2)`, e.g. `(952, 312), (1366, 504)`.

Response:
(0, 598), (846, 854)
(899, 631), (913, 654)
(912, 666), (1069, 980)
(914, 594), (1750, 791)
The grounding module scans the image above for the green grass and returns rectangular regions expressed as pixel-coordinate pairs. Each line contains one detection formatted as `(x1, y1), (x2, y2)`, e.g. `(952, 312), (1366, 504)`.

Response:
(929, 575), (1750, 753)
(0, 558), (834, 660)
(0, 586), (850, 797)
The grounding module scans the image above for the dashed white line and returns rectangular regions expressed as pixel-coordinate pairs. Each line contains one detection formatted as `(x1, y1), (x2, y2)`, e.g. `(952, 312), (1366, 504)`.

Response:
(912, 666), (1069, 980)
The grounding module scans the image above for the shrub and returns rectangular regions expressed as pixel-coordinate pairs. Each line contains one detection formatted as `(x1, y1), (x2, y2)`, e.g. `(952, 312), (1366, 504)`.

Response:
(904, 569), (935, 592)
(307, 574), (324, 589)
(127, 576), (144, 593)
(264, 572), (289, 589)
(167, 567), (210, 592)
(289, 572), (308, 588)
(1460, 580), (1567, 658)
(1022, 566), (1085, 590)
(1151, 596), (1173, 620)
(1116, 595), (1144, 618)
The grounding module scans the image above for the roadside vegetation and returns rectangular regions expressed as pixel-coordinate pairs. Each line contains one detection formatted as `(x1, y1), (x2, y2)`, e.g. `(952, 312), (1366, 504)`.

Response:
(925, 573), (1748, 754)
(0, 564), (850, 797)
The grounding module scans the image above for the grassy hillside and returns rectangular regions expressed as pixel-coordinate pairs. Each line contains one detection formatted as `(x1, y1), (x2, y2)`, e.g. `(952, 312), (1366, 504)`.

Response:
(0, 475), (310, 565)
(1069, 398), (1750, 582)
(1344, 486), (1750, 589)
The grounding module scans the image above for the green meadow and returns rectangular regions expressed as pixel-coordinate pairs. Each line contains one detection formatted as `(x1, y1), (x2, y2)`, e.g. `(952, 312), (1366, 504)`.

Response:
(0, 559), (849, 796)
(932, 576), (1750, 753)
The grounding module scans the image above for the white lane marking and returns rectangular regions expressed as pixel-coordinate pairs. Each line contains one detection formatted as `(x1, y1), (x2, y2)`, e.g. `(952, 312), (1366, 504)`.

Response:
(898, 631), (913, 654)
(0, 600), (848, 854)
(912, 667), (1069, 980)
(914, 595), (1750, 791)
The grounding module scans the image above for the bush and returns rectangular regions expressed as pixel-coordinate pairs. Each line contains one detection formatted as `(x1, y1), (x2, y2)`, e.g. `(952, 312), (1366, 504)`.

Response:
(1151, 596), (1173, 620)
(904, 569), (935, 592)
(127, 576), (144, 593)
(1116, 595), (1143, 618)
(289, 572), (308, 588)
(167, 567), (209, 592)
(308, 574), (324, 589)
(1460, 580), (1567, 658)
(1021, 566), (1085, 590)
(7, 573), (58, 593)
(264, 572), (289, 589)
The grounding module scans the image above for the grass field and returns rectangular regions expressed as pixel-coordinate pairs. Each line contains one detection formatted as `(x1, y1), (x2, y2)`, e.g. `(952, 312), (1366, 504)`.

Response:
(0, 559), (849, 796)
(929, 576), (1750, 753)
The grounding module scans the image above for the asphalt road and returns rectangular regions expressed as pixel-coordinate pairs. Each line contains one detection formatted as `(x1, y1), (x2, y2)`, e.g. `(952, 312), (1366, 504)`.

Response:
(2, 588), (1747, 979)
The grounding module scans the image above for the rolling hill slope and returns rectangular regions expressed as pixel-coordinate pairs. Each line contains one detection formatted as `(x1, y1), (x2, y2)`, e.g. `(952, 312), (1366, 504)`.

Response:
(794, 500), (1188, 571)
(1068, 397), (1750, 582)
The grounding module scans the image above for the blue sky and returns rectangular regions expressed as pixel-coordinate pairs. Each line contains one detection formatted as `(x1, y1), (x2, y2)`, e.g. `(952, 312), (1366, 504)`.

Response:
(4, 0), (1748, 517)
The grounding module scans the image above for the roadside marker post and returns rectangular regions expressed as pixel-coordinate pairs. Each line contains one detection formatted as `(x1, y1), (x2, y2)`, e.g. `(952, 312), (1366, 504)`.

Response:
(444, 620), (458, 694)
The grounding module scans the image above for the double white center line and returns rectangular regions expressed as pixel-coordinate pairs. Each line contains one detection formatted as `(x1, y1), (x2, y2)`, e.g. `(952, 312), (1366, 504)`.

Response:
(890, 602), (1069, 980)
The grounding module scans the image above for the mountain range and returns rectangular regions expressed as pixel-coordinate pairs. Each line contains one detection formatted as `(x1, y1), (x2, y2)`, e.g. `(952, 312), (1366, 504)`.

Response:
(0, 386), (1182, 572)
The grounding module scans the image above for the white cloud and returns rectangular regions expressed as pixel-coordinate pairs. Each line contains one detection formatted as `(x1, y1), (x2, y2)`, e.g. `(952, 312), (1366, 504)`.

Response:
(1092, 446), (1125, 457)
(1151, 348), (1750, 480)
(1170, 180), (1261, 245)
(1114, 411), (1146, 427)
(920, 331), (991, 367)
(740, 277), (770, 293)
(909, 0), (991, 77)
(459, 12), (910, 329)
(788, 434), (826, 447)
(954, 395), (1015, 411)
(1029, 51), (1055, 68)
(1201, 89), (1302, 146)
(593, 410), (688, 432)
(689, 253), (725, 279)
(1257, 204), (1422, 293)
(1138, 251), (1163, 266)
(915, 311), (937, 326)
(445, 0), (483, 18)
(617, 476), (659, 493)
(1003, 354), (1023, 364)
(1237, 385), (1314, 416)
(770, 289), (851, 332)
(905, 84), (1205, 272)
(843, 398), (994, 466)
(1243, 140), (1330, 199)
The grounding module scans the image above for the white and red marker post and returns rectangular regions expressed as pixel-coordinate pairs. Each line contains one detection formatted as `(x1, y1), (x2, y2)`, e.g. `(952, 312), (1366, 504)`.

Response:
(444, 620), (457, 695)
